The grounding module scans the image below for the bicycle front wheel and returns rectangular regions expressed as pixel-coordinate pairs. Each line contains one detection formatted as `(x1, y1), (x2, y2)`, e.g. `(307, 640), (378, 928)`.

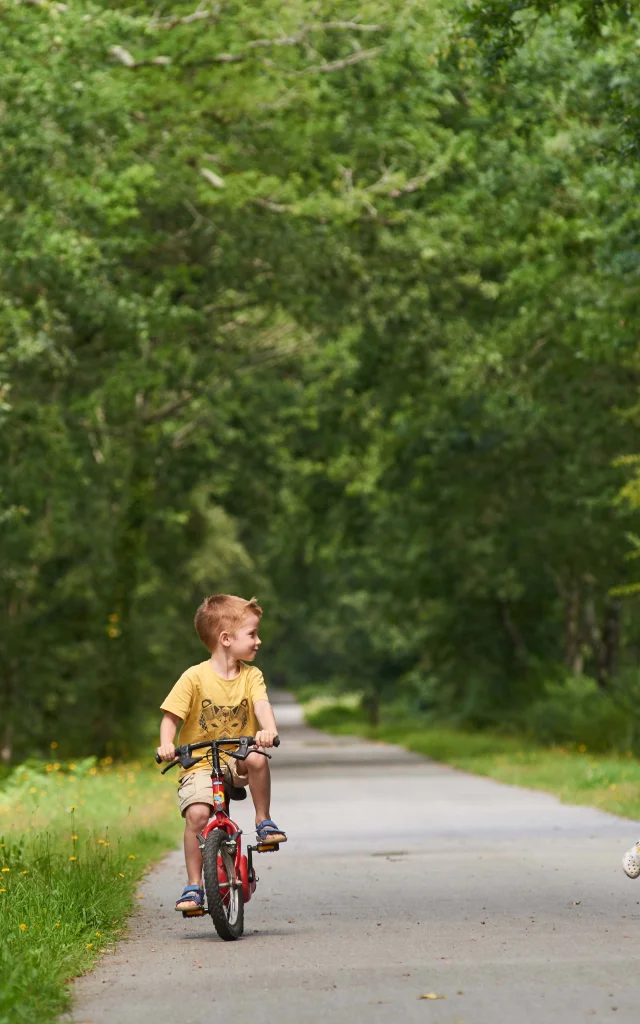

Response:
(202, 829), (244, 941)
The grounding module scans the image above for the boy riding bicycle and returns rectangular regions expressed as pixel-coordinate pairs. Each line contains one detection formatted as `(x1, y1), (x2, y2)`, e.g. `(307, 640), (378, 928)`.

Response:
(157, 594), (287, 912)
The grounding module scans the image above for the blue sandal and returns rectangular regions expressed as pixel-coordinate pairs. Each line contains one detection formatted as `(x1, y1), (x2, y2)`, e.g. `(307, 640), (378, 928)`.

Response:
(256, 819), (287, 844)
(175, 884), (204, 911)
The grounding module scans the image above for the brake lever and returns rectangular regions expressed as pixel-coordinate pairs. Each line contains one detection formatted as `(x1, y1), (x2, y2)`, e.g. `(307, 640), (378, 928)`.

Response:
(159, 754), (204, 774)
(228, 748), (271, 761)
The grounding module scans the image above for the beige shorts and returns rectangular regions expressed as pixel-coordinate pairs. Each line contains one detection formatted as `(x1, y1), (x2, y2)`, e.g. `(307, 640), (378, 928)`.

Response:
(177, 765), (248, 817)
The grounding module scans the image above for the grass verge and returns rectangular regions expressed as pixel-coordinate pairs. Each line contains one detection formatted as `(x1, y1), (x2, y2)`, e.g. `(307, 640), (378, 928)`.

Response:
(0, 755), (181, 1024)
(306, 702), (640, 823)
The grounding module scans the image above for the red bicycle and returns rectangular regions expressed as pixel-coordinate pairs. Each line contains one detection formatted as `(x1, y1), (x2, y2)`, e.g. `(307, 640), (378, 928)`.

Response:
(155, 735), (280, 941)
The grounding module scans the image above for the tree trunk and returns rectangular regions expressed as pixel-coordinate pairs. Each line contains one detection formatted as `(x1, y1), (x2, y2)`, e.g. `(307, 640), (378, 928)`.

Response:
(499, 601), (528, 664)
(563, 583), (583, 673)
(602, 598), (621, 682)
(584, 591), (607, 688)
(362, 692), (380, 727)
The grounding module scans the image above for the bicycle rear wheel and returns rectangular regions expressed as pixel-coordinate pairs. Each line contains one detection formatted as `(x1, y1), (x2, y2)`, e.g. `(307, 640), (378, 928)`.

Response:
(202, 829), (244, 940)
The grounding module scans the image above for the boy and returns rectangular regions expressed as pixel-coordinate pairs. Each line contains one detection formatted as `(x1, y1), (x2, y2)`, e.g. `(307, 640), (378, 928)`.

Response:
(157, 594), (287, 912)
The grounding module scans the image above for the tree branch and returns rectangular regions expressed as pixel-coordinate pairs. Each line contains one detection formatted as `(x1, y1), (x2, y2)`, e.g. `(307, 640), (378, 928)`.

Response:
(297, 47), (382, 75)
(109, 22), (384, 71)
(151, 3), (223, 30)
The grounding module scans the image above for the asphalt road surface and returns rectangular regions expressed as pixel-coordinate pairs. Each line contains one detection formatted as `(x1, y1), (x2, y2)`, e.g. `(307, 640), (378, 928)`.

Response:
(68, 700), (640, 1024)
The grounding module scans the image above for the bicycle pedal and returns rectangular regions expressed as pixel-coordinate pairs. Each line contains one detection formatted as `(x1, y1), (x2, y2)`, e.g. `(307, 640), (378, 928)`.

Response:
(182, 907), (206, 917)
(256, 842), (280, 853)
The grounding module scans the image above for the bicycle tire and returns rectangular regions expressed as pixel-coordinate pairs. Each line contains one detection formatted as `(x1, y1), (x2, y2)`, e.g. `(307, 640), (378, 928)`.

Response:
(202, 829), (244, 941)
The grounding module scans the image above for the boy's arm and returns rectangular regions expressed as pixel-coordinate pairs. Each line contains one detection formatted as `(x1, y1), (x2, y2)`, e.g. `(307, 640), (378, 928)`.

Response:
(157, 711), (182, 761)
(253, 700), (279, 748)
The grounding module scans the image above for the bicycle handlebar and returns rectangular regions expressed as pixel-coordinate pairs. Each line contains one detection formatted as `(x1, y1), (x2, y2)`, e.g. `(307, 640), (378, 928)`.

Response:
(155, 735), (280, 774)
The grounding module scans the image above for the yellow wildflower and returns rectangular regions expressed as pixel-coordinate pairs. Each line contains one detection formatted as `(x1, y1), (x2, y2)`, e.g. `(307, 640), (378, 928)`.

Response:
(86, 943), (93, 948)
(22, 870), (28, 875)
(1, 867), (9, 873)
(19, 924), (27, 931)
(128, 854), (136, 860)
(69, 856), (76, 862)
(29, 787), (37, 794)
(119, 873), (125, 878)
(95, 931), (101, 937)
(0, 888), (5, 893)
(137, 894), (143, 899)
(55, 922), (60, 927)
(50, 741), (58, 749)
(69, 764), (76, 771)
(53, 763), (60, 770)
(71, 835), (78, 840)
(98, 839), (105, 845)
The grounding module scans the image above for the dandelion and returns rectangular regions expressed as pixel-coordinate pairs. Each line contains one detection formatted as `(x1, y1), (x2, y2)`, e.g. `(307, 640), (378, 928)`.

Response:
(137, 894), (143, 899)
(128, 854), (136, 860)
(69, 764), (76, 771)
(89, 768), (97, 776)
(71, 835), (78, 841)
(1, 867), (9, 873)
(22, 870), (28, 875)
(69, 805), (77, 811)
(69, 856), (77, 862)
(0, 888), (5, 893)
(55, 922), (60, 927)
(19, 924), (27, 931)
(86, 943), (93, 948)
(50, 741), (58, 749)
(95, 931), (101, 937)
(579, 744), (587, 753)
(119, 873), (125, 878)
(53, 763), (60, 771)
(104, 842), (110, 847)
(98, 839), (105, 845)
(29, 787), (37, 794)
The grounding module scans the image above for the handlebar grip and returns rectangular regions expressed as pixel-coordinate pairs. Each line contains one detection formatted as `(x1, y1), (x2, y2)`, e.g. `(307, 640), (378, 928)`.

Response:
(155, 753), (162, 764)
(273, 736), (280, 748)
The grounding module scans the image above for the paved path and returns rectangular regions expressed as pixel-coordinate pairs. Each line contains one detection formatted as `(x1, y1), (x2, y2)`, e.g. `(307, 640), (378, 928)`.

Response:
(69, 703), (640, 1023)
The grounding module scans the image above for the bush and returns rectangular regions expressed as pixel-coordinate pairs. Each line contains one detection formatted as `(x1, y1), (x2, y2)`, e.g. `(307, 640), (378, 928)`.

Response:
(528, 674), (640, 752)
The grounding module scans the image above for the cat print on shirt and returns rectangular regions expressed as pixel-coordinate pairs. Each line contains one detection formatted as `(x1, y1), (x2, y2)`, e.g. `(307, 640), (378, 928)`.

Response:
(199, 698), (249, 734)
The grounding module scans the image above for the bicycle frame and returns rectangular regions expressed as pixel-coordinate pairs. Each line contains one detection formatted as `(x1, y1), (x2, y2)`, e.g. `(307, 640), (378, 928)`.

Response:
(200, 742), (256, 904)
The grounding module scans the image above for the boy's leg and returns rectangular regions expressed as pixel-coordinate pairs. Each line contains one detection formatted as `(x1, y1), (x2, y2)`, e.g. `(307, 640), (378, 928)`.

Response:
(177, 802), (210, 910)
(236, 751), (286, 843)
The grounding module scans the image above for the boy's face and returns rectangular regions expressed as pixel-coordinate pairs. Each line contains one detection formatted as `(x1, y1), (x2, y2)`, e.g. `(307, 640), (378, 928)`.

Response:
(226, 613), (262, 661)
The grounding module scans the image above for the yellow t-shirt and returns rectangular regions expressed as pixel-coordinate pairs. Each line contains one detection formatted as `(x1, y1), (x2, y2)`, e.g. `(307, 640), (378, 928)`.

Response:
(160, 661), (268, 776)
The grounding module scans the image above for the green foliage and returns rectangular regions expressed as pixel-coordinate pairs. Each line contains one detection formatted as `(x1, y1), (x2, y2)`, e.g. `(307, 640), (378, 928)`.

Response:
(0, 761), (179, 1023)
(2, 0), (640, 753)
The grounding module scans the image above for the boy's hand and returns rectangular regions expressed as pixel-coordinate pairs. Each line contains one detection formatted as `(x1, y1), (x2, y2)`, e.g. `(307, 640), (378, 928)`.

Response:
(255, 729), (278, 748)
(157, 743), (177, 762)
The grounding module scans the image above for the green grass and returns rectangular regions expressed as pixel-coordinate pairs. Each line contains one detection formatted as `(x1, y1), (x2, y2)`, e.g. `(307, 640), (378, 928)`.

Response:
(306, 702), (640, 822)
(0, 755), (181, 1024)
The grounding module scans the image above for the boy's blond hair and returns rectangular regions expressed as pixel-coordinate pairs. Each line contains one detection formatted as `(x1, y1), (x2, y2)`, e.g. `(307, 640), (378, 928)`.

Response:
(194, 594), (263, 652)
